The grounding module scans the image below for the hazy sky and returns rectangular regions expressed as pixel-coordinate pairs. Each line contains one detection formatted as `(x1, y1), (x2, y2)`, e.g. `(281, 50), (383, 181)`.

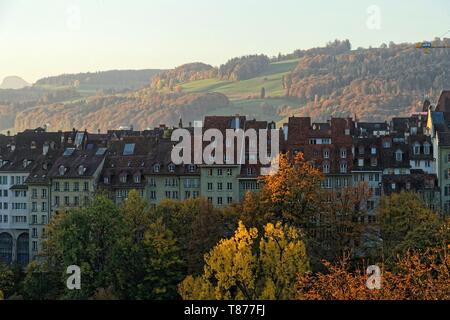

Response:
(0, 0), (449, 83)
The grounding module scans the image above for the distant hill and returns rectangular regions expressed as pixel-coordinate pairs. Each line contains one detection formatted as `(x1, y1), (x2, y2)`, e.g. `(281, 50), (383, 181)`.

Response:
(35, 69), (163, 91)
(0, 76), (30, 89)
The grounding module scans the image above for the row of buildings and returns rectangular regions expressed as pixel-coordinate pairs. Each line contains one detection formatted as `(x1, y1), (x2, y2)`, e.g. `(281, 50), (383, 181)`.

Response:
(1, 91), (450, 266)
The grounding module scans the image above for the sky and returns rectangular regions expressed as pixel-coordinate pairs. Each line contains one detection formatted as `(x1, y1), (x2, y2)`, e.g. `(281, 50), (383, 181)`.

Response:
(0, 0), (449, 83)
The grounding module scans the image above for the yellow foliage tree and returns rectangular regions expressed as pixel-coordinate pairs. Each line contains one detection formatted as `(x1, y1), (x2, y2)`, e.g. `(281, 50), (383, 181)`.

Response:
(178, 221), (309, 300)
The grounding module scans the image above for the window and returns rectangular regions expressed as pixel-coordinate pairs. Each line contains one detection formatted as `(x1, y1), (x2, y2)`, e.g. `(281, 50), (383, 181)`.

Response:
(42, 202), (47, 212)
(153, 164), (160, 173)
(64, 182), (69, 192)
(150, 191), (157, 200)
(207, 197), (213, 204)
(208, 169), (213, 176)
(84, 182), (89, 191)
(74, 196), (79, 206)
(227, 182), (233, 190)
(413, 143), (420, 155)
(367, 201), (375, 211)
(217, 182), (223, 191)
(120, 175), (127, 183)
(358, 159), (364, 167)
(188, 165), (196, 173)
(42, 189), (47, 198)
(309, 139), (317, 145)
(55, 196), (60, 206)
(340, 162), (347, 174)
(32, 202), (37, 212)
(32, 215), (37, 224)
(323, 149), (330, 159)
(323, 163), (330, 174)
(217, 197), (223, 205)
(340, 148), (347, 159)
(54, 182), (60, 192)
(104, 177), (110, 184)
(207, 183), (213, 191)
(32, 189), (38, 199)
(64, 196), (70, 206)
(383, 141), (391, 149)
(371, 158), (378, 167)
(227, 197), (233, 204)
(227, 169), (233, 176)
(168, 164), (176, 173)
(74, 182), (80, 192)
(371, 147), (377, 155)
(425, 160), (431, 168)
(395, 150), (403, 162)
(322, 178), (332, 189)
(134, 175), (141, 184)
(424, 143), (431, 155)
(217, 169), (223, 176)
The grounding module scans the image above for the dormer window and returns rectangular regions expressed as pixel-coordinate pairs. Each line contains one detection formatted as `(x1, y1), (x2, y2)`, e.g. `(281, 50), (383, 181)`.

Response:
(246, 167), (255, 176)
(153, 164), (160, 173)
(134, 174), (141, 184)
(413, 143), (421, 155)
(188, 165), (196, 173)
(168, 163), (176, 173)
(23, 159), (28, 168)
(323, 149), (330, 159)
(104, 177), (110, 184)
(397, 151), (404, 162)
(340, 148), (347, 159)
(120, 174), (127, 183)
(323, 162), (330, 174)
(423, 143), (431, 155)
(78, 165), (86, 175)
(59, 165), (66, 176)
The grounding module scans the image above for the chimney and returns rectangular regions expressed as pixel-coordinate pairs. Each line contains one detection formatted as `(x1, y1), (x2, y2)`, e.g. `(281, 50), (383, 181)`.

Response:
(235, 114), (240, 130)
(283, 124), (289, 141)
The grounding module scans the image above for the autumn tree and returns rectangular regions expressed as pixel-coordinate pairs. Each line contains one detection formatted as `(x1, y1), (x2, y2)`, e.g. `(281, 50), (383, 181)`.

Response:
(178, 221), (309, 300)
(297, 246), (450, 300)
(260, 152), (323, 226)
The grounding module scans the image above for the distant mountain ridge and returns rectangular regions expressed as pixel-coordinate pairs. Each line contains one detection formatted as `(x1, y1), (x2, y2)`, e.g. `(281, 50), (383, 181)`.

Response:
(0, 76), (30, 89)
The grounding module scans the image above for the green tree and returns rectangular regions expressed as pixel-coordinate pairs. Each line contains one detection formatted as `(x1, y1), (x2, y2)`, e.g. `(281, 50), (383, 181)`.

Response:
(113, 190), (183, 299)
(178, 221), (309, 300)
(378, 192), (441, 262)
(0, 262), (14, 298)
(155, 198), (231, 275)
(43, 195), (122, 299)
(22, 261), (62, 300)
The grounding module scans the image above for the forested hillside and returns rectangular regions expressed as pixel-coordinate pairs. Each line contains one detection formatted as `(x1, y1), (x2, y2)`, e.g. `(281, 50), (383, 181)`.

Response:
(2, 39), (450, 133)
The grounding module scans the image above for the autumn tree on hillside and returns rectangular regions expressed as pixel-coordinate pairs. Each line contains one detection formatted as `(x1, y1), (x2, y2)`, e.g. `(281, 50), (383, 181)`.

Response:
(178, 222), (309, 300)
